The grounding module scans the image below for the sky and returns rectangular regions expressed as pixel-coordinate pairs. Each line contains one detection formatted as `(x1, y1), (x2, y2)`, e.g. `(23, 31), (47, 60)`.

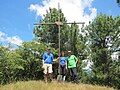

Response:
(0, 0), (120, 46)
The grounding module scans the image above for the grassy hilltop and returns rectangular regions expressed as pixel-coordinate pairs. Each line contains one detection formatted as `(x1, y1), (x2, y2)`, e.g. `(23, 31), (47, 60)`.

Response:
(0, 81), (114, 90)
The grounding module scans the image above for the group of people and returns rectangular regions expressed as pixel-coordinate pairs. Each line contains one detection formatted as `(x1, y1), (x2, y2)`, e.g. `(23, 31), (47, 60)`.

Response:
(42, 47), (79, 83)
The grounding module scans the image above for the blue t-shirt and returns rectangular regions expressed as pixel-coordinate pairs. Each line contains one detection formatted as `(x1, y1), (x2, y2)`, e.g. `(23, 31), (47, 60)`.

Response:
(60, 57), (66, 65)
(43, 53), (54, 64)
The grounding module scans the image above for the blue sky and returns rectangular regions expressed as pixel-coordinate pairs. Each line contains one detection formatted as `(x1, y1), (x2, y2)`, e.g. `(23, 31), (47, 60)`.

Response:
(0, 0), (120, 46)
(0, 0), (40, 42)
(93, 0), (120, 16)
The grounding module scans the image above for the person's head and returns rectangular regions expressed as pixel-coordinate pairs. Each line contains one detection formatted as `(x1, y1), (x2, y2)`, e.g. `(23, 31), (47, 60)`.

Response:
(47, 47), (51, 54)
(61, 51), (65, 57)
(68, 51), (71, 56)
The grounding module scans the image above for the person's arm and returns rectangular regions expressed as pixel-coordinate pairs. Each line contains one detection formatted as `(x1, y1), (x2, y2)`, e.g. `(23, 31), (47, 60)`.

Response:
(66, 57), (68, 69)
(42, 54), (45, 68)
(56, 57), (60, 60)
(55, 57), (60, 61)
(51, 54), (56, 62)
(76, 59), (78, 64)
(42, 60), (44, 68)
(74, 55), (78, 67)
(66, 60), (68, 70)
(76, 59), (78, 67)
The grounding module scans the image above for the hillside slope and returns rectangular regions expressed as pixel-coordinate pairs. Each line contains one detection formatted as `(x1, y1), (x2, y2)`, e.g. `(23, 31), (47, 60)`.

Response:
(0, 81), (114, 90)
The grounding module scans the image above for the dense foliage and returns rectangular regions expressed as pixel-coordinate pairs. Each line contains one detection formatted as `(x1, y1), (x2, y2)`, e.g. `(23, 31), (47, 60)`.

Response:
(84, 14), (120, 89)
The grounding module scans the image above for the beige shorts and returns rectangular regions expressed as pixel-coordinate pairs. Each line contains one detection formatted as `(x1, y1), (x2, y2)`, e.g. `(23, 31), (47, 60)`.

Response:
(43, 64), (53, 74)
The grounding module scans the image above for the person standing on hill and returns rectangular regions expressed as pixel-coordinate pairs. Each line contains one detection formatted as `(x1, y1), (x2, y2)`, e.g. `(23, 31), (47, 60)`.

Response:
(57, 51), (67, 82)
(42, 47), (54, 83)
(66, 51), (79, 83)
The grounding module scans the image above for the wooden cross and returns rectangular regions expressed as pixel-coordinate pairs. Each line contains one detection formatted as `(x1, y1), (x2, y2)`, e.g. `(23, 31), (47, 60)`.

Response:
(34, 3), (85, 81)
(34, 3), (85, 62)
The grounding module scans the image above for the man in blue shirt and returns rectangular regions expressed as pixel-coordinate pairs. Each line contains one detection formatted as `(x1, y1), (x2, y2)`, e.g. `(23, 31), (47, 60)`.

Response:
(42, 47), (54, 83)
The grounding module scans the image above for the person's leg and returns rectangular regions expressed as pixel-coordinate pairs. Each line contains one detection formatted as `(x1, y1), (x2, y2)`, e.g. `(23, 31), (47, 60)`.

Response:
(43, 64), (48, 83)
(49, 73), (52, 82)
(69, 68), (74, 82)
(72, 67), (78, 83)
(44, 74), (47, 83)
(60, 65), (63, 75)
(48, 64), (53, 82)
(62, 65), (66, 82)
(62, 65), (66, 76)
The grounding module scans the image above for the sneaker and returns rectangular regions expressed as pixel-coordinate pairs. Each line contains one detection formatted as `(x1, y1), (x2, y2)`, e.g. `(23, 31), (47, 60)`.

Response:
(63, 76), (66, 82)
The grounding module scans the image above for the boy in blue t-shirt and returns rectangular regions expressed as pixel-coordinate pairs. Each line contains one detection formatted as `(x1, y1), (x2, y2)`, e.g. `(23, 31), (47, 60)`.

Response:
(42, 47), (54, 83)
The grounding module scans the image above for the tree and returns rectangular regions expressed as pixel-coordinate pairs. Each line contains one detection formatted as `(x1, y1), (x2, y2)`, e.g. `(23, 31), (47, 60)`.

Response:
(68, 23), (79, 55)
(0, 45), (25, 84)
(85, 13), (120, 89)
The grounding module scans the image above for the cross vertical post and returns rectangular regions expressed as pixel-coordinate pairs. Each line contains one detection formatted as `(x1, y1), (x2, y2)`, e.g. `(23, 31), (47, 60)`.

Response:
(58, 2), (61, 68)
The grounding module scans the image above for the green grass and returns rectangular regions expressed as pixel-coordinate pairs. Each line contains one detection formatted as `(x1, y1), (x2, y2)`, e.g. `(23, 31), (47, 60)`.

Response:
(0, 81), (115, 90)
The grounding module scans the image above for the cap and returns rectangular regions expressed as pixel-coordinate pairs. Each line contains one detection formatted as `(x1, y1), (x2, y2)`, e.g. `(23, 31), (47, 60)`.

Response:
(47, 47), (51, 50)
(68, 51), (71, 53)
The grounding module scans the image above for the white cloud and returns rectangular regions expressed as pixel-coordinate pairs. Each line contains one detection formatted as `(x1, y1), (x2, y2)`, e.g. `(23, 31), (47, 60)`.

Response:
(0, 31), (5, 37)
(0, 31), (23, 46)
(7, 36), (23, 46)
(29, 0), (97, 26)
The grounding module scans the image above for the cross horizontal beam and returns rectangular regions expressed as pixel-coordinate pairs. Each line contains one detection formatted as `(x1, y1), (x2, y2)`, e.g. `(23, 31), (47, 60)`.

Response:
(64, 22), (85, 24)
(34, 22), (85, 25)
